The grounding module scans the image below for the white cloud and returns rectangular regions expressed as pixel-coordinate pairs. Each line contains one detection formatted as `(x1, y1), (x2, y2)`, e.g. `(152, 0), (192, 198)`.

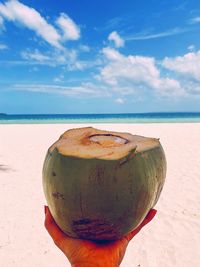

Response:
(21, 49), (51, 62)
(181, 80), (200, 95)
(11, 82), (110, 98)
(190, 17), (200, 24)
(162, 51), (200, 81)
(54, 74), (64, 83)
(108, 31), (124, 47)
(101, 47), (158, 86)
(20, 48), (80, 68)
(115, 98), (124, 104)
(101, 47), (123, 62)
(102, 16), (126, 31)
(2, 46), (101, 72)
(56, 13), (80, 41)
(0, 43), (8, 50)
(0, 1), (82, 50)
(188, 45), (195, 51)
(79, 44), (90, 52)
(0, 0), (62, 48)
(99, 47), (184, 96)
(20, 47), (100, 72)
(125, 27), (192, 41)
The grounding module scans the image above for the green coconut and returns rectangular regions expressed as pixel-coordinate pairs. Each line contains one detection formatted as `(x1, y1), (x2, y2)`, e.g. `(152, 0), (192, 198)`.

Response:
(42, 127), (166, 241)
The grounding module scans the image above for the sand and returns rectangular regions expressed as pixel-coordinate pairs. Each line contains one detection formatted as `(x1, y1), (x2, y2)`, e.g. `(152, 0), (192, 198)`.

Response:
(0, 123), (200, 267)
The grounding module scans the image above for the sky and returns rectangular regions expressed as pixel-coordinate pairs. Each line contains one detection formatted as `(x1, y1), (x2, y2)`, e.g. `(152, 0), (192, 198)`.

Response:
(0, 0), (200, 114)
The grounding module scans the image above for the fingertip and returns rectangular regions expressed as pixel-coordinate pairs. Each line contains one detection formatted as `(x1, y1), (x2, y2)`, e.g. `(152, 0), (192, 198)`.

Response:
(45, 206), (50, 217)
(45, 206), (54, 221)
(146, 208), (157, 221)
(44, 205), (47, 214)
(44, 206), (55, 230)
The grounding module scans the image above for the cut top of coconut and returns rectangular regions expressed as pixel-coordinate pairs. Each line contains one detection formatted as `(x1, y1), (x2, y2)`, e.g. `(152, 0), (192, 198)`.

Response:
(89, 134), (129, 147)
(49, 127), (160, 160)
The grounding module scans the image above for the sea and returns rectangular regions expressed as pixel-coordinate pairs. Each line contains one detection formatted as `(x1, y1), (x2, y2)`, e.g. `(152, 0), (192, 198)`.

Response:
(1, 112), (200, 124)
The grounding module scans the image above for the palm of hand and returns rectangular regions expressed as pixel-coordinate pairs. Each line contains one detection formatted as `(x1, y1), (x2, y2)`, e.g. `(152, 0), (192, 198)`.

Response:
(58, 236), (129, 266)
(45, 206), (156, 267)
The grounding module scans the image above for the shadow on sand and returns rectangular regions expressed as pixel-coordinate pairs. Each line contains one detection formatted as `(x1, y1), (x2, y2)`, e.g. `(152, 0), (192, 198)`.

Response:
(0, 164), (15, 172)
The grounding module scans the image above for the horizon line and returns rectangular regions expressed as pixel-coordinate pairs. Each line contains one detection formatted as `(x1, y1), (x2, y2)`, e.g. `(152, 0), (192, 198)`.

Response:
(1, 111), (200, 116)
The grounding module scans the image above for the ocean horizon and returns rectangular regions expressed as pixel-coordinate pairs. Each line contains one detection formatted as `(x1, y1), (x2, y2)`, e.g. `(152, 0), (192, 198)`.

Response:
(1, 112), (200, 124)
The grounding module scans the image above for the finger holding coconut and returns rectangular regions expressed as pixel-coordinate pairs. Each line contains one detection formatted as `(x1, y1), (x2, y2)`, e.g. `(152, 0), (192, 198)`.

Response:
(42, 127), (166, 241)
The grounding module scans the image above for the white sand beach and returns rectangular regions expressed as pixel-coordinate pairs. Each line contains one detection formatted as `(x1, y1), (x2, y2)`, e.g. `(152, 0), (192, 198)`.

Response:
(0, 123), (200, 267)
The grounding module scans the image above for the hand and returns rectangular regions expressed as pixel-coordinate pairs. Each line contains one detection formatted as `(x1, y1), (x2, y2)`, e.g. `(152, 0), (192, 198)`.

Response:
(44, 206), (157, 267)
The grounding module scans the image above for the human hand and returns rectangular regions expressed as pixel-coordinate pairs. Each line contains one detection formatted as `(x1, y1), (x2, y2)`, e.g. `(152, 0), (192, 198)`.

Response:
(44, 206), (157, 267)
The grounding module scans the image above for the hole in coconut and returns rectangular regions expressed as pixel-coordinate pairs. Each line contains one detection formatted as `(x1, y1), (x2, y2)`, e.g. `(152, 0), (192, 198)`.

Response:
(89, 134), (129, 147)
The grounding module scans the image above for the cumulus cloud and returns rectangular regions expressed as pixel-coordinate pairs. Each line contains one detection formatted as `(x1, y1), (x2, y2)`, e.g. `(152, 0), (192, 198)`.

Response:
(56, 13), (80, 41)
(108, 31), (124, 47)
(0, 0), (81, 49)
(162, 51), (200, 81)
(0, 0), (62, 48)
(102, 47), (123, 62)
(99, 47), (184, 96)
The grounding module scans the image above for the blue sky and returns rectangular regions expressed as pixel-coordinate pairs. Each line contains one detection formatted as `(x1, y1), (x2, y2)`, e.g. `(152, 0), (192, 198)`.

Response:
(0, 0), (200, 114)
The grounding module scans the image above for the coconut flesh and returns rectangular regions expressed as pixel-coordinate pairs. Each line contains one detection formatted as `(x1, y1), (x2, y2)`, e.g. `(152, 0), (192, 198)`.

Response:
(42, 127), (166, 241)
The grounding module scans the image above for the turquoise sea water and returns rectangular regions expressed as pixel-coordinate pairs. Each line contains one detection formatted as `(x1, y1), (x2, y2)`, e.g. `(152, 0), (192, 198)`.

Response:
(1, 112), (200, 124)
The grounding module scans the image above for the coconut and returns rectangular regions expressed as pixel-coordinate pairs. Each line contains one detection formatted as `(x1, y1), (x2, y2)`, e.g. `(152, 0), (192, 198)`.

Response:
(42, 127), (166, 241)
